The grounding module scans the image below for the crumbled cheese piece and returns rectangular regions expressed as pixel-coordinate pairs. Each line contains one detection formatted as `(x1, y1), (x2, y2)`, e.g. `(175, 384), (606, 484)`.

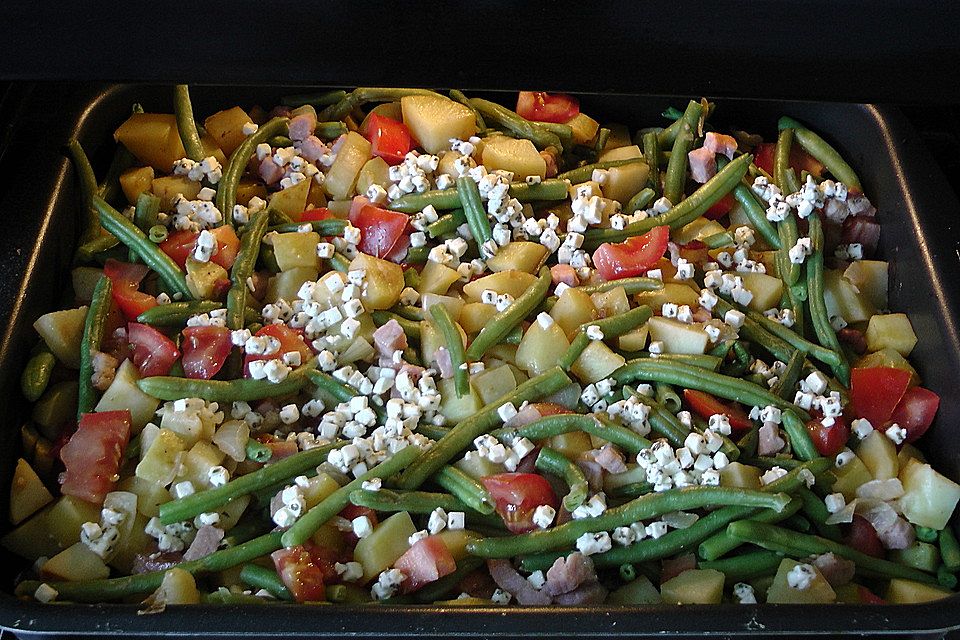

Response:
(575, 531), (612, 555)
(786, 563), (816, 590)
(532, 504), (556, 529)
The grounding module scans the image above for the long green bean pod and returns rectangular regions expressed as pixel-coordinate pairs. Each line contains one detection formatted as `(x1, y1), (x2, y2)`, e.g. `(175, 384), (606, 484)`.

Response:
(535, 447), (589, 512)
(699, 550), (785, 583)
(806, 213), (850, 385)
(76, 276), (112, 418)
(774, 128), (802, 194)
(557, 158), (646, 185)
(449, 89), (486, 130)
(136, 300), (223, 326)
(389, 179), (567, 214)
(778, 116), (862, 192)
(239, 564), (292, 600)
(780, 409), (819, 461)
(433, 465), (495, 515)
(717, 156), (781, 249)
(318, 87), (443, 122)
(457, 176), (491, 247)
(216, 117), (289, 226)
(139, 358), (317, 402)
(227, 208), (270, 330)
(468, 98), (566, 152)
(697, 497), (803, 561)
(174, 84), (206, 162)
(466, 266), (551, 360)
(642, 131), (661, 196)
(662, 100), (701, 205)
(67, 139), (103, 245)
(429, 303), (469, 397)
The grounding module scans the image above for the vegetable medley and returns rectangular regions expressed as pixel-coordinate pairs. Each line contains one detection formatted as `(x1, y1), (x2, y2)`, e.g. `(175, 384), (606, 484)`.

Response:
(7, 86), (959, 608)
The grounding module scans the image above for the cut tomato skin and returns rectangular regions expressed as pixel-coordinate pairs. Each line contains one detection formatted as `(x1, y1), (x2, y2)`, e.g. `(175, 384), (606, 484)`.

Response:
(103, 259), (157, 320)
(181, 325), (232, 379)
(683, 389), (752, 431)
(348, 196), (410, 259)
(850, 367), (912, 427)
(806, 414), (850, 457)
(857, 585), (887, 605)
(365, 114), (413, 165)
(127, 322), (180, 377)
(339, 504), (379, 547)
(704, 193), (735, 220)
(481, 473), (559, 534)
(845, 515), (884, 558)
(271, 545), (326, 603)
(753, 142), (824, 178)
(394, 535), (457, 594)
(592, 225), (669, 281)
(889, 386), (940, 443)
(300, 207), (334, 222)
(243, 324), (314, 377)
(516, 91), (580, 124)
(59, 410), (131, 504)
(160, 226), (240, 270)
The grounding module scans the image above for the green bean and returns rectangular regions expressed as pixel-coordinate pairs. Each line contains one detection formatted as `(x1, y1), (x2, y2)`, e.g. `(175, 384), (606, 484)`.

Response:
(327, 252), (351, 272)
(618, 352), (724, 373)
(519, 458), (830, 571)
(281, 89), (347, 108)
(741, 456), (803, 471)
(655, 383), (681, 413)
(780, 409), (819, 461)
(625, 187), (656, 214)
(139, 357), (316, 403)
(174, 85), (205, 162)
(456, 176), (492, 247)
(784, 513), (813, 533)
(94, 196), (191, 298)
(398, 367), (571, 490)
(245, 438), (273, 464)
(727, 521), (937, 584)
(774, 128), (802, 194)
(916, 526), (939, 544)
(307, 370), (384, 421)
(136, 300), (223, 326)
(412, 557), (486, 603)
(778, 211), (802, 286)
(227, 208), (269, 330)
(662, 100), (702, 205)
(282, 444), (422, 547)
(656, 100), (699, 147)
(575, 277), (663, 297)
(614, 358), (809, 420)
(133, 192), (161, 237)
(466, 267), (550, 360)
(702, 231), (734, 249)
(492, 413), (651, 456)
(559, 305), (652, 369)
(642, 131), (661, 196)
(67, 139), (103, 245)
(389, 179), (568, 214)
(468, 486), (790, 558)
(608, 482), (653, 499)
(778, 117), (861, 192)
(76, 235), (120, 262)
(76, 276), (112, 418)
(583, 153), (752, 249)
(318, 87), (442, 122)
(771, 350), (806, 400)
(315, 121), (349, 140)
(796, 487), (842, 542)
(709, 297), (795, 364)
(449, 89), (486, 130)
(468, 98), (566, 152)
(217, 117), (289, 226)
(940, 527), (960, 571)
(350, 488), (471, 515)
(433, 465), (495, 515)
(938, 567), (957, 589)
(697, 498), (803, 561)
(17, 531), (284, 602)
(631, 393), (690, 447)
(371, 310), (420, 342)
(239, 564), (292, 601)
(699, 550), (784, 583)
(557, 158), (647, 185)
(21, 348), (56, 402)
(717, 156), (781, 249)
(806, 213), (850, 386)
(268, 207), (294, 227)
(426, 209), (466, 238)
(429, 303), (469, 397)
(417, 424), (451, 441)
(267, 218), (348, 235)
(536, 447), (588, 512)
(158, 437), (345, 525)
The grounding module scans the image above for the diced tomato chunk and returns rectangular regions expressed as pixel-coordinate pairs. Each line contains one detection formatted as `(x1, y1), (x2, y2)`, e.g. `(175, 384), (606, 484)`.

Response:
(348, 196), (410, 259)
(516, 92), (580, 124)
(592, 225), (669, 281)
(181, 325), (233, 379)
(850, 367), (911, 427)
(127, 322), (180, 377)
(683, 389), (752, 432)
(209, 225), (240, 270)
(243, 324), (313, 377)
(857, 585), (887, 604)
(889, 386), (940, 443)
(103, 259), (157, 320)
(754, 142), (824, 178)
(59, 410), (131, 504)
(704, 192), (735, 220)
(159, 226), (240, 270)
(845, 515), (884, 558)
(481, 473), (559, 534)
(271, 545), (326, 603)
(806, 414), (850, 457)
(365, 114), (414, 165)
(339, 504), (379, 547)
(394, 535), (457, 594)
(300, 207), (334, 222)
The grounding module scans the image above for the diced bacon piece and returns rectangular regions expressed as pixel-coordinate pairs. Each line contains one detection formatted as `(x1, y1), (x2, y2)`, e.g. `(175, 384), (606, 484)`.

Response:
(688, 146), (717, 184)
(847, 195), (876, 217)
(758, 422), (786, 456)
(541, 151), (558, 178)
(264, 439), (299, 459)
(584, 444), (627, 474)
(373, 319), (408, 358)
(841, 217), (880, 256)
(487, 559), (552, 605)
(551, 264), (579, 287)
(703, 132), (738, 160)
(838, 327), (868, 354)
(661, 553), (697, 583)
(90, 350), (119, 391)
(545, 552), (599, 596)
(692, 306), (713, 323)
(288, 112), (318, 142)
(259, 156), (285, 185)
(576, 456), (605, 491)
(505, 404), (544, 429)
(300, 135), (327, 163)
(183, 524), (225, 561)
(551, 581), (608, 605)
(434, 346), (454, 379)
(132, 549), (182, 574)
(876, 516), (916, 550)
(812, 552), (856, 587)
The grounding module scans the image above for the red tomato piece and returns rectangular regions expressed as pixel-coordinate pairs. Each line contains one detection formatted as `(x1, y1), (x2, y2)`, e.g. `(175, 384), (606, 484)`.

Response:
(683, 389), (752, 432)
(181, 325), (232, 379)
(158, 230), (197, 269)
(127, 322), (180, 377)
(753, 142), (824, 179)
(365, 114), (413, 165)
(339, 504), (379, 547)
(857, 585), (886, 605)
(103, 259), (157, 320)
(704, 192), (735, 220)
(678, 239), (710, 265)
(300, 207), (334, 222)
(516, 91), (580, 124)
(348, 196), (410, 259)
(209, 225), (240, 270)
(243, 324), (314, 377)
(481, 473), (559, 534)
(845, 515), (884, 558)
(592, 225), (669, 281)
(806, 414), (850, 457)
(59, 410), (131, 504)
(256, 435), (300, 460)
(394, 535), (457, 594)
(889, 386), (940, 443)
(160, 227), (239, 270)
(850, 367), (912, 427)
(271, 545), (326, 603)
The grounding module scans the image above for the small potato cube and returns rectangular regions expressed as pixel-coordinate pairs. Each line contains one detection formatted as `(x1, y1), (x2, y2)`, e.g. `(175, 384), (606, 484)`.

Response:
(119, 166), (155, 205)
(866, 313), (917, 356)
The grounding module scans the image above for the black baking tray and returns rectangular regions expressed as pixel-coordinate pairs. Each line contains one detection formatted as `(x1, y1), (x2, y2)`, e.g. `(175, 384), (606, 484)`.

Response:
(2, 83), (960, 638)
